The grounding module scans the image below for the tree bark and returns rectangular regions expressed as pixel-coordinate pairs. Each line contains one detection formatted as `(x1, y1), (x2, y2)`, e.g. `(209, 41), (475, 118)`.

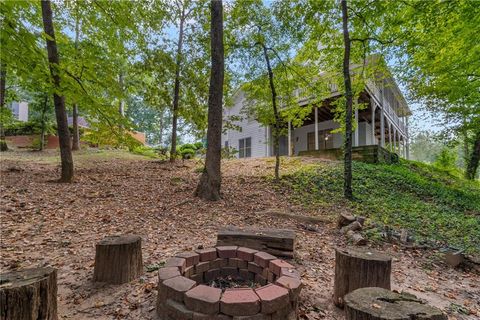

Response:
(262, 44), (281, 181)
(0, 267), (58, 320)
(71, 10), (80, 151)
(341, 0), (353, 199)
(466, 129), (480, 180)
(195, 0), (224, 201)
(170, 7), (186, 162)
(344, 287), (447, 320)
(41, 0), (74, 182)
(93, 235), (143, 284)
(0, 62), (7, 151)
(334, 247), (391, 308)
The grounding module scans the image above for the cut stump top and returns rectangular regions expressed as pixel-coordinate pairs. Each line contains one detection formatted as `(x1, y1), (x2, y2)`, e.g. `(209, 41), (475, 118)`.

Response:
(345, 287), (447, 319)
(336, 247), (392, 262)
(0, 267), (56, 289)
(97, 235), (141, 246)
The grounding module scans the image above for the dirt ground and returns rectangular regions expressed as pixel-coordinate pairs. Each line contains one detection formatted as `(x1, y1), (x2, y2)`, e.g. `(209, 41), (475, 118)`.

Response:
(0, 150), (478, 319)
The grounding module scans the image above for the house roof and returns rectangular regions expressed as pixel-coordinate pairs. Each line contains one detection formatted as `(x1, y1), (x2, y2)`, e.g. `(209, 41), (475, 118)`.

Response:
(67, 116), (89, 128)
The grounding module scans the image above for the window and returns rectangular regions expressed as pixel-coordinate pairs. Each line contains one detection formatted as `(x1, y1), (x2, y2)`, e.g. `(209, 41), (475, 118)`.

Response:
(239, 137), (252, 158)
(224, 140), (229, 148)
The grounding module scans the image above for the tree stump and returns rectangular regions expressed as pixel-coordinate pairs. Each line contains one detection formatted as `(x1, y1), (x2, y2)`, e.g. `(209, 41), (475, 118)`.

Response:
(0, 267), (57, 320)
(334, 247), (391, 308)
(344, 287), (447, 320)
(93, 235), (143, 284)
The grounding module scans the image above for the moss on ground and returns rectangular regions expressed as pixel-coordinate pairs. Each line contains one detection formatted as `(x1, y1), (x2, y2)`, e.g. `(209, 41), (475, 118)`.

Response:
(281, 159), (480, 254)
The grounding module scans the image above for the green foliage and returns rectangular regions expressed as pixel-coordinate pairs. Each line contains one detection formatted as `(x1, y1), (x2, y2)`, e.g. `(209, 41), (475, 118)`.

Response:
(4, 120), (55, 136)
(0, 107), (14, 127)
(282, 160), (480, 254)
(221, 146), (238, 159)
(434, 148), (457, 170)
(130, 145), (158, 158)
(177, 146), (196, 160)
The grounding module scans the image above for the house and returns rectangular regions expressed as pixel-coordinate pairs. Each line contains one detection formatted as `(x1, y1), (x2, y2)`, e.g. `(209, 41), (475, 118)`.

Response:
(222, 61), (411, 161)
(9, 101), (29, 122)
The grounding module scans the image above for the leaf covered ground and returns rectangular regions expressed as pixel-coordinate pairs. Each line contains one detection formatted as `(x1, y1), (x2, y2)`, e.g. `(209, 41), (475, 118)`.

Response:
(0, 150), (479, 319)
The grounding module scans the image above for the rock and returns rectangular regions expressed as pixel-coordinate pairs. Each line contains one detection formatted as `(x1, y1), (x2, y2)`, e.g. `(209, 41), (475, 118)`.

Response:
(445, 251), (464, 267)
(340, 221), (362, 234)
(355, 216), (366, 226)
(346, 231), (367, 246)
(337, 213), (356, 228)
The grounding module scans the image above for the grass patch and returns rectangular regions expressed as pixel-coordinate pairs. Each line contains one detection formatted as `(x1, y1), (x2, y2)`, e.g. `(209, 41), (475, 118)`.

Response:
(282, 159), (480, 254)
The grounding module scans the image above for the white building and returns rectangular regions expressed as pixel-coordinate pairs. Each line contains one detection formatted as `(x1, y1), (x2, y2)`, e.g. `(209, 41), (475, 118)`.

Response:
(222, 63), (411, 160)
(9, 101), (29, 122)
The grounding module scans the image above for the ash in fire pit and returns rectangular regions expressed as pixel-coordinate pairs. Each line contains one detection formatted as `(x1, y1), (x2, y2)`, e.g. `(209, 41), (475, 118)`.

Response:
(156, 246), (302, 319)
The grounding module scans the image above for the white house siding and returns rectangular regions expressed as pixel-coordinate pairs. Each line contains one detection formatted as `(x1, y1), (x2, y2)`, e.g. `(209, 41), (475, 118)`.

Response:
(222, 91), (268, 158)
(358, 121), (374, 146)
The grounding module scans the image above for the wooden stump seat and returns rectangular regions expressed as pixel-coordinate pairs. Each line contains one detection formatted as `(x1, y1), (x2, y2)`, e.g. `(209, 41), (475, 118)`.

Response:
(344, 287), (447, 319)
(217, 226), (295, 258)
(93, 234), (143, 284)
(334, 247), (392, 307)
(0, 267), (57, 320)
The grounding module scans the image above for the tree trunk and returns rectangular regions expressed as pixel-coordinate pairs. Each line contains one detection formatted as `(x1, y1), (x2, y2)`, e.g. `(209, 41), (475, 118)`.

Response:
(71, 11), (80, 151)
(0, 267), (58, 319)
(170, 9), (186, 162)
(344, 287), (447, 320)
(118, 72), (125, 116)
(41, 0), (74, 182)
(262, 44), (281, 181)
(466, 129), (480, 180)
(341, 0), (353, 199)
(333, 247), (391, 308)
(0, 62), (7, 151)
(93, 235), (143, 284)
(195, 0), (224, 201)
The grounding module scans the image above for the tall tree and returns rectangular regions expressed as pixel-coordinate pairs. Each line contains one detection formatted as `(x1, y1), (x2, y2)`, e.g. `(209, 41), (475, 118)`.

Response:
(71, 6), (80, 151)
(195, 0), (224, 200)
(41, 0), (74, 182)
(341, 0), (353, 199)
(0, 62), (7, 151)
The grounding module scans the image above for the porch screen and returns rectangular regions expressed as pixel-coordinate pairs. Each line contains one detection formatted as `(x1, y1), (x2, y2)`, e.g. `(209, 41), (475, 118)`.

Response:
(239, 137), (252, 158)
(307, 130), (334, 150)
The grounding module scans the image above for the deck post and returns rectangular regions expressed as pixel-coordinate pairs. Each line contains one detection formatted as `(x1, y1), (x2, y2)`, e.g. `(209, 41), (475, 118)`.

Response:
(354, 106), (359, 146)
(380, 108), (385, 147)
(371, 102), (376, 145)
(402, 136), (406, 158)
(406, 117), (410, 160)
(314, 107), (319, 150)
(388, 122), (392, 151)
(288, 120), (292, 156)
(393, 129), (397, 154)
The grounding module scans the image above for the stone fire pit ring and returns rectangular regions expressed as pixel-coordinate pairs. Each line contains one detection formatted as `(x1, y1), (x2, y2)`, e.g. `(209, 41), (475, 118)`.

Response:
(156, 246), (302, 319)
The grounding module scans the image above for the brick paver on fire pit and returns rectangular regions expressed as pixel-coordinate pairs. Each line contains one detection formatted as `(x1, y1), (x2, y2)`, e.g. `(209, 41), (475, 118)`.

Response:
(185, 284), (222, 314)
(161, 276), (196, 302)
(157, 245), (301, 320)
(255, 284), (290, 314)
(220, 288), (260, 316)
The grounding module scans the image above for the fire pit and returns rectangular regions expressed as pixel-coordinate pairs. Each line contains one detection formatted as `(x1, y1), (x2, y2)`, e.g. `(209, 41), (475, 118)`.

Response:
(156, 246), (302, 319)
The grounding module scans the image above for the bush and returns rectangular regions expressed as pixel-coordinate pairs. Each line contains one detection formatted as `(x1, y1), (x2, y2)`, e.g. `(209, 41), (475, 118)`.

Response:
(221, 146), (238, 159)
(130, 145), (158, 158)
(179, 147), (196, 159)
(4, 120), (55, 136)
(434, 148), (457, 170)
(193, 141), (204, 150)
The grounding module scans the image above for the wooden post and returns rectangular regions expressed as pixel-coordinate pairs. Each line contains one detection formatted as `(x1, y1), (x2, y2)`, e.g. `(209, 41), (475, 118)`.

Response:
(344, 287), (447, 320)
(288, 121), (292, 156)
(333, 247), (391, 308)
(93, 235), (143, 284)
(0, 267), (57, 320)
(380, 109), (385, 147)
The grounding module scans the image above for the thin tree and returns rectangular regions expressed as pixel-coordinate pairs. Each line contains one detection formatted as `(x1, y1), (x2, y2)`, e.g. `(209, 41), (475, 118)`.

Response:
(41, 0), (74, 182)
(170, 1), (187, 162)
(0, 62), (7, 151)
(466, 130), (480, 180)
(195, 0), (224, 200)
(71, 7), (80, 150)
(341, 0), (353, 199)
(261, 44), (281, 181)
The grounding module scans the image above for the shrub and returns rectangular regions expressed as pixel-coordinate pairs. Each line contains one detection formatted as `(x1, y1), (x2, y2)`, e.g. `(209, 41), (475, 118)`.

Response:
(221, 146), (238, 159)
(130, 145), (158, 158)
(179, 147), (195, 159)
(193, 141), (204, 150)
(434, 148), (457, 170)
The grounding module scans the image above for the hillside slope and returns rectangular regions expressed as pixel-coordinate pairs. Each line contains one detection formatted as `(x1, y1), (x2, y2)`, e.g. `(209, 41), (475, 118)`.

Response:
(282, 159), (480, 254)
